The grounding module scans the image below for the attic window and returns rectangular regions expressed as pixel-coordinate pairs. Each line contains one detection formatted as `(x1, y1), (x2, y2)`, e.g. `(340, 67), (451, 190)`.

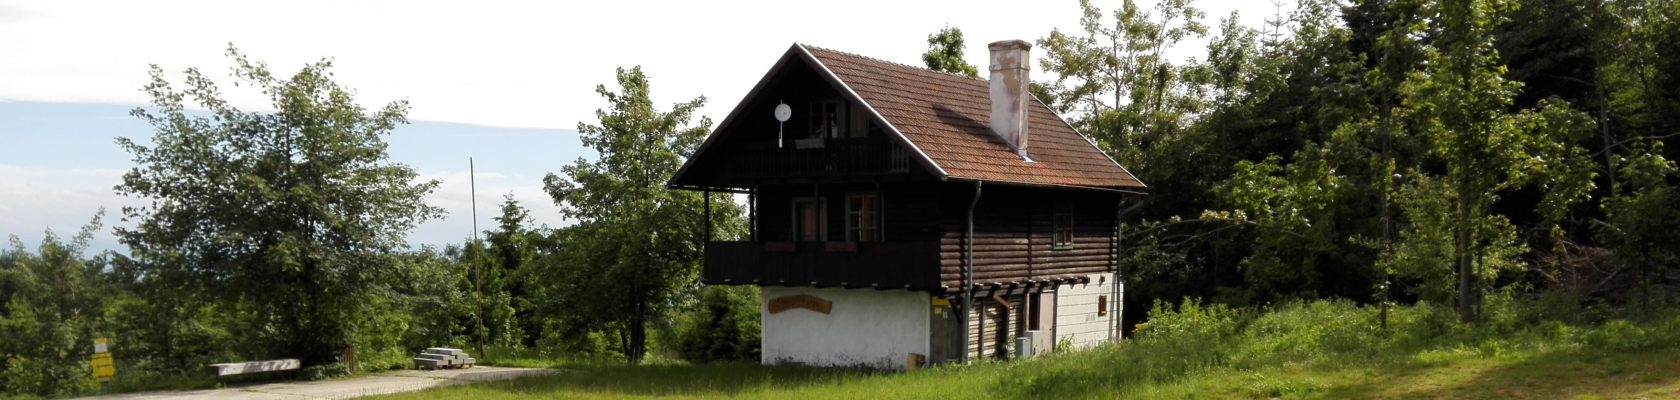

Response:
(810, 100), (841, 139)
(848, 103), (873, 138)
(1052, 200), (1073, 250)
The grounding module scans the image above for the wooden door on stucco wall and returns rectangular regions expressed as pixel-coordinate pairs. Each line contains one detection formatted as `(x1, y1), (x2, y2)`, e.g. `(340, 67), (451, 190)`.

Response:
(929, 300), (962, 364)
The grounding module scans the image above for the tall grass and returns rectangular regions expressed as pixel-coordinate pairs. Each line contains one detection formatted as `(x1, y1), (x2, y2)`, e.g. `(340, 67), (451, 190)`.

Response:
(991, 295), (1680, 398)
(370, 295), (1680, 399)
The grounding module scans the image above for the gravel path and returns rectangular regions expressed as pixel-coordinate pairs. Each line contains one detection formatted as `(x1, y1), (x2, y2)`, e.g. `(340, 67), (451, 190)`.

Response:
(73, 366), (557, 400)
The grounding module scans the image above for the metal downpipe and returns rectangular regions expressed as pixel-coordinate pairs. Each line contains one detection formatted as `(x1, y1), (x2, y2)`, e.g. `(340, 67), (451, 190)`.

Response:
(962, 181), (983, 363)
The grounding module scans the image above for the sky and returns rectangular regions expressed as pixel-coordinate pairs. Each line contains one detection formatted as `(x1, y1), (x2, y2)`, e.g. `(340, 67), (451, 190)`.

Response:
(0, 0), (1291, 254)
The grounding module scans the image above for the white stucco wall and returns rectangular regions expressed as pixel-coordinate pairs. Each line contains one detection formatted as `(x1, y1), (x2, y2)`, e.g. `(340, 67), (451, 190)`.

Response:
(761, 287), (929, 369)
(1054, 272), (1120, 350)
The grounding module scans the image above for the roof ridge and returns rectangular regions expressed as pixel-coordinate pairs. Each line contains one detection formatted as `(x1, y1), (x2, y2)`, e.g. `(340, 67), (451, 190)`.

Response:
(800, 44), (991, 83)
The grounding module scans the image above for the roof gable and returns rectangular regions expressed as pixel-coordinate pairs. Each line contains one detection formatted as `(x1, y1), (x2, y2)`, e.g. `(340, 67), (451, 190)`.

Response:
(669, 43), (1144, 192)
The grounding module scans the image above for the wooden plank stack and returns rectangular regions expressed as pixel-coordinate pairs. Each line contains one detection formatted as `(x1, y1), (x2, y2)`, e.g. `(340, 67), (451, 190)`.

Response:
(412, 348), (475, 369)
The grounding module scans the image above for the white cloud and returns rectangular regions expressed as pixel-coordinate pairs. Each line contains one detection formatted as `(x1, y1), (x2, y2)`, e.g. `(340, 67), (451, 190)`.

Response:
(0, 0), (1286, 130)
(407, 168), (571, 248)
(0, 164), (136, 252)
(2, 0), (1293, 252)
(0, 4), (41, 23)
(0, 163), (570, 254)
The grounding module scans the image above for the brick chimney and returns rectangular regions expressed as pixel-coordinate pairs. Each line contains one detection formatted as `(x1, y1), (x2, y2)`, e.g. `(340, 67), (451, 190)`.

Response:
(988, 40), (1032, 156)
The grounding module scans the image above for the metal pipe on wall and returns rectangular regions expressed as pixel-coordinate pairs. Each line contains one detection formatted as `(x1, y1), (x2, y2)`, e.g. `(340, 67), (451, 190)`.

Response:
(962, 181), (983, 363)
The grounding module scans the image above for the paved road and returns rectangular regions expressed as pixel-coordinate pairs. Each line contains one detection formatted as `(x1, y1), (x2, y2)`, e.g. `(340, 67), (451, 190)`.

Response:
(76, 366), (557, 400)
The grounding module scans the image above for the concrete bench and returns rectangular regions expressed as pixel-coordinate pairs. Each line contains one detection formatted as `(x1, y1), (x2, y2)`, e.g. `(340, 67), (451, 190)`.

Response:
(413, 348), (475, 369)
(205, 359), (301, 383)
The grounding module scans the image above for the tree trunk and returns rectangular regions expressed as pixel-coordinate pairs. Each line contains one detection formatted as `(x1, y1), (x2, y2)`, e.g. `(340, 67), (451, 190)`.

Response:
(1457, 189), (1474, 323)
(628, 302), (646, 364)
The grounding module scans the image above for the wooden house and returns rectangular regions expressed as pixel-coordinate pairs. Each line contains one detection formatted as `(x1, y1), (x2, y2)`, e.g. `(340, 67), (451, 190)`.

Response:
(668, 40), (1145, 369)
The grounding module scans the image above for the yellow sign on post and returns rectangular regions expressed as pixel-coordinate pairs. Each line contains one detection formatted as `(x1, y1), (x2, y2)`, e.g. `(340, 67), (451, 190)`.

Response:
(92, 339), (114, 383)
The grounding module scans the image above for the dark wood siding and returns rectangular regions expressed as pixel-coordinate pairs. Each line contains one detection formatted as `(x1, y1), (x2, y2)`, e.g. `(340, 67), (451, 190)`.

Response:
(726, 181), (1116, 292)
(883, 183), (941, 242)
(755, 182), (940, 243)
(937, 184), (1120, 287)
(703, 241), (941, 289)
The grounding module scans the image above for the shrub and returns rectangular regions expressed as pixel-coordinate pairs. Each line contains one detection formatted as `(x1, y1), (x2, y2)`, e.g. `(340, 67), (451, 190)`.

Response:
(673, 286), (761, 363)
(299, 363), (349, 381)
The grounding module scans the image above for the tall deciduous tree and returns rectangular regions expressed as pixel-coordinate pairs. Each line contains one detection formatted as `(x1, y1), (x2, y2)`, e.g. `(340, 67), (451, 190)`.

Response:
(922, 26), (981, 78)
(115, 45), (442, 365)
(1398, 0), (1593, 321)
(542, 66), (743, 364)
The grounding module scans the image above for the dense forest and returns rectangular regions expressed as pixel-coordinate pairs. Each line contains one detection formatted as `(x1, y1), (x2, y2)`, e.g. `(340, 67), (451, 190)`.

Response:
(1004, 0), (1679, 331)
(3, 0), (1677, 397)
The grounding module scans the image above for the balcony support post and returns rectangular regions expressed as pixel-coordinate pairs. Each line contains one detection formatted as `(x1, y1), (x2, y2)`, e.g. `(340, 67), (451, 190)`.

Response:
(749, 186), (757, 242)
(704, 189), (711, 242)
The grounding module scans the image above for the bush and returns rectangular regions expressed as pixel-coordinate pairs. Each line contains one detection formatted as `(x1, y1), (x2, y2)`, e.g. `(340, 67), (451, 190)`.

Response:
(299, 363), (350, 381)
(673, 286), (761, 363)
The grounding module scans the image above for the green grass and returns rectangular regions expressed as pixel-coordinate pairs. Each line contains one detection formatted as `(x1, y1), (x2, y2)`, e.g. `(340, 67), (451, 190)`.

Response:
(362, 299), (1680, 400)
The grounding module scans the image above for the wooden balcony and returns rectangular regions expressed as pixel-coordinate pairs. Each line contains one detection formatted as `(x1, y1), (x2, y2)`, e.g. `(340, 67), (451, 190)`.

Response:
(703, 241), (942, 291)
(720, 137), (911, 179)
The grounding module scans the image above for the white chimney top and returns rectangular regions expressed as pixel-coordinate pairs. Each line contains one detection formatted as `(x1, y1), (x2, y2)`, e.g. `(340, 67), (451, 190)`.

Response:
(988, 40), (1032, 158)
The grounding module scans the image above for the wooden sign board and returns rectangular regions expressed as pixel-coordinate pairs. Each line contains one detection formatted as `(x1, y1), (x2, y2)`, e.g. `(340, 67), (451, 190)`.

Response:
(768, 295), (832, 314)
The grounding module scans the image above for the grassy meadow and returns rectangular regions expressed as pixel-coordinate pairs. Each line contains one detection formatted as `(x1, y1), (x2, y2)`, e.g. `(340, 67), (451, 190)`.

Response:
(365, 298), (1680, 400)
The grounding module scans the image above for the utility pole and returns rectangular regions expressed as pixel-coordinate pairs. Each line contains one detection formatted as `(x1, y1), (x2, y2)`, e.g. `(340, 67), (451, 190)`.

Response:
(471, 157), (484, 359)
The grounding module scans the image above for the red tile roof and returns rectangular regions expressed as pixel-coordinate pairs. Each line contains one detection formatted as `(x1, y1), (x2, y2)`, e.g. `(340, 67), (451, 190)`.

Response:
(802, 45), (1144, 190)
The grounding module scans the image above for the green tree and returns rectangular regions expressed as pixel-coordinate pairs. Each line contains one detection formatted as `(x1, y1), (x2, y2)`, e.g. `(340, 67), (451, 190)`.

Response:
(542, 66), (744, 364)
(485, 194), (540, 347)
(1037, 0), (1212, 222)
(922, 26), (981, 78)
(115, 45), (443, 366)
(0, 214), (113, 397)
(1597, 144), (1679, 304)
(1036, 0), (1206, 135)
(1398, 0), (1593, 321)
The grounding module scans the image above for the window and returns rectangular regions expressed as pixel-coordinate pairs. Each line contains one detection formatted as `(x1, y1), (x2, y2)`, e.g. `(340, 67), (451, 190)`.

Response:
(793, 198), (825, 242)
(1098, 295), (1108, 316)
(846, 193), (880, 242)
(848, 104), (871, 138)
(809, 100), (841, 139)
(1052, 199), (1074, 250)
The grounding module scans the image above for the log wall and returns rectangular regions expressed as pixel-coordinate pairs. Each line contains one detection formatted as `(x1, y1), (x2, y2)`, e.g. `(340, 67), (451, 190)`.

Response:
(936, 184), (1121, 287)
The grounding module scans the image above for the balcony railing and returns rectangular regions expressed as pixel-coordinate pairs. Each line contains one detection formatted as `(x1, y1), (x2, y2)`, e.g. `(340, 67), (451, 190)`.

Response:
(703, 241), (941, 290)
(723, 137), (910, 178)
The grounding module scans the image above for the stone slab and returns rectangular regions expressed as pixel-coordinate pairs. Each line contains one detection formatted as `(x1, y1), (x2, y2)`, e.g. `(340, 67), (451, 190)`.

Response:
(422, 348), (462, 356)
(204, 359), (301, 376)
(413, 354), (449, 362)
